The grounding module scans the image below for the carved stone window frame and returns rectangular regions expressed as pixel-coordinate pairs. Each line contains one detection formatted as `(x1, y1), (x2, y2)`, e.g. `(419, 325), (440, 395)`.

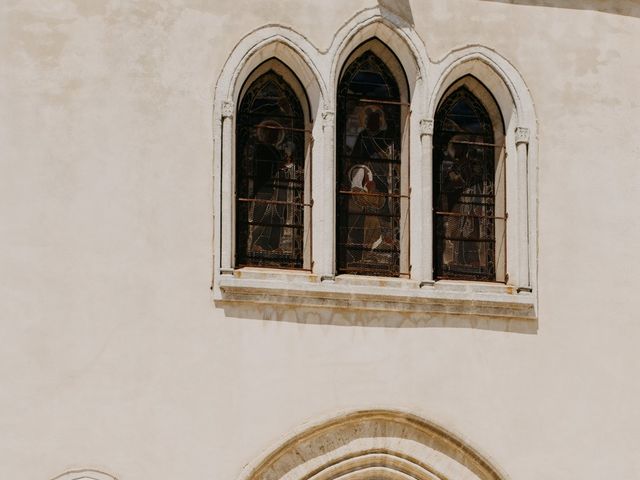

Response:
(335, 38), (411, 278)
(212, 7), (538, 327)
(432, 75), (507, 283)
(233, 59), (314, 271)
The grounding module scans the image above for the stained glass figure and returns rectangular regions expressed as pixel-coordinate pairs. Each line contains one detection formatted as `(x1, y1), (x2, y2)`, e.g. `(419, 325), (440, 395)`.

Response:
(433, 87), (498, 281)
(235, 71), (306, 269)
(336, 51), (403, 277)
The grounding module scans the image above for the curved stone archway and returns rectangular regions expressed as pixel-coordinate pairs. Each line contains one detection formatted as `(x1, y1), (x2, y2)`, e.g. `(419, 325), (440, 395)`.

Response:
(238, 410), (506, 480)
(50, 469), (117, 480)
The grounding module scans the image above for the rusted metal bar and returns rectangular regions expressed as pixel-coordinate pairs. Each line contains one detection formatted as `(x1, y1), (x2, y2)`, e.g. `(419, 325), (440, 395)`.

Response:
(338, 267), (407, 276)
(435, 211), (506, 220)
(451, 193), (495, 198)
(237, 112), (301, 121)
(337, 243), (399, 252)
(336, 211), (400, 218)
(243, 123), (312, 133)
(240, 175), (304, 184)
(246, 221), (304, 229)
(338, 190), (409, 199)
(435, 274), (503, 283)
(435, 139), (504, 148)
(237, 197), (312, 207)
(346, 96), (409, 106)
(236, 262), (311, 272)
(439, 236), (495, 243)
(341, 155), (401, 164)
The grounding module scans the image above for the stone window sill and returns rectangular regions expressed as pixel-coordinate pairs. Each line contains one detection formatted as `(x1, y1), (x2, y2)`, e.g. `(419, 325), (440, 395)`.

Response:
(215, 268), (536, 329)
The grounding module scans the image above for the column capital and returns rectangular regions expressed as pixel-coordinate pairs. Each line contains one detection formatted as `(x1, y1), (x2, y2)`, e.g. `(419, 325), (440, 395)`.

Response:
(221, 100), (234, 118)
(419, 118), (434, 136)
(515, 126), (530, 145)
(321, 109), (335, 127)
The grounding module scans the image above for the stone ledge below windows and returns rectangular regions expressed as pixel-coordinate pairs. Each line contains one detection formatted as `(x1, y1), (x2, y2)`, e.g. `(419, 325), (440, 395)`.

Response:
(215, 268), (537, 332)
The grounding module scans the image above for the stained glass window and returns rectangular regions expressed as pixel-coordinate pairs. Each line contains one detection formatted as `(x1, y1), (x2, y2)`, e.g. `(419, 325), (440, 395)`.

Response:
(433, 87), (499, 281)
(336, 51), (403, 277)
(235, 71), (307, 269)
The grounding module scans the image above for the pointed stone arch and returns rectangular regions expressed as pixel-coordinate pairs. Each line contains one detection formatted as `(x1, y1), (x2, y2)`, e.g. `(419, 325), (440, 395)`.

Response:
(428, 46), (536, 131)
(215, 29), (327, 119)
(327, 12), (429, 281)
(237, 410), (506, 480)
(426, 47), (538, 292)
(213, 28), (326, 275)
(329, 11), (427, 103)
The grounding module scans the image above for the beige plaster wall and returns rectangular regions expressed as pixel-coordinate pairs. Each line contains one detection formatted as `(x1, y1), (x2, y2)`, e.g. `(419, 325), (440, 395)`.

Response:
(1, 1), (639, 479)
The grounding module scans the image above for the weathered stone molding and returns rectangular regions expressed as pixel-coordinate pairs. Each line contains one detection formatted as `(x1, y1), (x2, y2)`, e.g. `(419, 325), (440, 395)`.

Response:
(218, 270), (536, 331)
(51, 469), (117, 480)
(236, 409), (507, 480)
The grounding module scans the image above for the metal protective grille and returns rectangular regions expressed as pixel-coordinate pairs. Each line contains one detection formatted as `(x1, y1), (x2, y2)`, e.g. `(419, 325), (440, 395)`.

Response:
(433, 87), (500, 281)
(235, 71), (307, 269)
(336, 51), (403, 277)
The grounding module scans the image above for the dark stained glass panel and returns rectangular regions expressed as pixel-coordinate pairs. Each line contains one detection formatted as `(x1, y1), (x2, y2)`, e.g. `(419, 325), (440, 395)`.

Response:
(336, 51), (402, 276)
(433, 87), (497, 281)
(236, 71), (306, 269)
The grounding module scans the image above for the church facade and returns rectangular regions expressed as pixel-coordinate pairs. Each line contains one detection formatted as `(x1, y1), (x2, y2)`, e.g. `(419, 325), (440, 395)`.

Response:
(2, 1), (639, 479)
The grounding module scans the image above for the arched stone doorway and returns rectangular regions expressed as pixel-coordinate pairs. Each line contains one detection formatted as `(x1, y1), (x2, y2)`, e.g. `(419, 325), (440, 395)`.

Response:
(51, 469), (117, 480)
(238, 410), (506, 480)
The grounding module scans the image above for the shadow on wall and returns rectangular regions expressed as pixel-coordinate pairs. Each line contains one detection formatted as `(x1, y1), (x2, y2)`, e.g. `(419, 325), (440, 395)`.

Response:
(479, 0), (640, 17)
(378, 0), (414, 25)
(217, 301), (538, 334)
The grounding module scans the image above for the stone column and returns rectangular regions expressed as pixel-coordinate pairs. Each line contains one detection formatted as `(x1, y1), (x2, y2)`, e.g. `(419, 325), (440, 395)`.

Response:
(220, 100), (234, 275)
(320, 108), (335, 281)
(515, 126), (531, 291)
(420, 118), (434, 287)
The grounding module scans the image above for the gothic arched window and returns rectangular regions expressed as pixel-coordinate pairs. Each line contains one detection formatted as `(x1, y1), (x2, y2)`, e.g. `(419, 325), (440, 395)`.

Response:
(235, 68), (309, 269)
(433, 81), (506, 281)
(336, 47), (408, 277)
